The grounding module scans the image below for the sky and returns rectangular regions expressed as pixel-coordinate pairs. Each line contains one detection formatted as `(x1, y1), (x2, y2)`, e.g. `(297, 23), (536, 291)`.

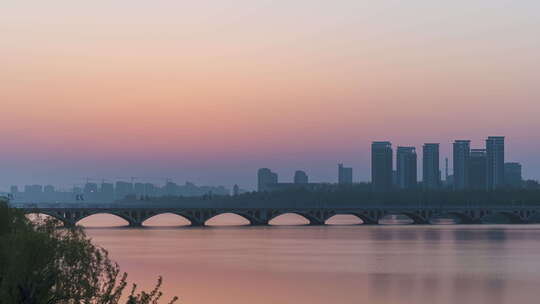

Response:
(1, 1), (540, 190)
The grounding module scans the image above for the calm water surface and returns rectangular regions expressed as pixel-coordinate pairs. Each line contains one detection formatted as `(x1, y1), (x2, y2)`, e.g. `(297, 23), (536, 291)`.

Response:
(82, 214), (540, 304)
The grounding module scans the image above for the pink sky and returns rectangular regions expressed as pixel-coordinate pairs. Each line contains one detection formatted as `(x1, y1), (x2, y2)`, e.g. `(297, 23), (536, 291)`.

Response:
(1, 1), (540, 189)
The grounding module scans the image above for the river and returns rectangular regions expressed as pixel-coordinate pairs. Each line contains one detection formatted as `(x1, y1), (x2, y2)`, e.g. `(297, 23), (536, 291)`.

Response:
(81, 214), (540, 304)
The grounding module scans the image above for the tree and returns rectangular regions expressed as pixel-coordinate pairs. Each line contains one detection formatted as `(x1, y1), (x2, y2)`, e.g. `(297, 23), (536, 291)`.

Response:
(0, 200), (178, 304)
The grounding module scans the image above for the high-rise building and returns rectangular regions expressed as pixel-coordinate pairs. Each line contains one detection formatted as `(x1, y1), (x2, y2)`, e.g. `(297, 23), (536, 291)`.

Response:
(453, 140), (471, 190)
(25, 185), (43, 194)
(84, 183), (98, 194)
(100, 183), (114, 202)
(371, 142), (393, 191)
(486, 136), (505, 190)
(115, 181), (134, 199)
(23, 185), (43, 202)
(505, 162), (522, 188)
(9, 186), (19, 200)
(422, 143), (440, 189)
(43, 185), (55, 201)
(396, 147), (417, 189)
(445, 158), (449, 182)
(164, 182), (178, 196)
(144, 183), (156, 197)
(10, 186), (18, 195)
(257, 168), (278, 192)
(338, 164), (353, 185)
(233, 184), (240, 196)
(294, 170), (309, 184)
(134, 183), (145, 196)
(469, 149), (487, 190)
(83, 183), (99, 201)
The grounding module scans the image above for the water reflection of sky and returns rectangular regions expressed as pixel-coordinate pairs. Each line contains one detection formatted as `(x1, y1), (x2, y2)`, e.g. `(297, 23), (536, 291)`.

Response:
(81, 214), (540, 304)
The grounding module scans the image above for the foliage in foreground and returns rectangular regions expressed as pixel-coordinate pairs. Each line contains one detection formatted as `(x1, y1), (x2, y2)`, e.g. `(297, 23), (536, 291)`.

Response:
(0, 200), (178, 304)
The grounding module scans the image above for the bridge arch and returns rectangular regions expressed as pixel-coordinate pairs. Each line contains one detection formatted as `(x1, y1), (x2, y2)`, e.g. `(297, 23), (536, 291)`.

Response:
(325, 214), (363, 225)
(23, 211), (69, 226)
(429, 212), (475, 224)
(480, 211), (526, 224)
(268, 211), (322, 225)
(205, 212), (257, 226)
(75, 212), (132, 227)
(140, 212), (192, 227)
(401, 212), (429, 224)
(380, 212), (428, 225)
(526, 211), (540, 223)
(325, 212), (377, 225)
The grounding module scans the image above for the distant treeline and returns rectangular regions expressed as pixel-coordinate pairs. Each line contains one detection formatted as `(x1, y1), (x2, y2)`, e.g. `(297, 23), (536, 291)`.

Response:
(246, 185), (540, 206)
(143, 182), (540, 207)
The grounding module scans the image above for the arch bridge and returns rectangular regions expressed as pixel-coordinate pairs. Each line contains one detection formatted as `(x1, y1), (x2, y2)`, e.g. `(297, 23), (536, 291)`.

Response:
(21, 205), (540, 227)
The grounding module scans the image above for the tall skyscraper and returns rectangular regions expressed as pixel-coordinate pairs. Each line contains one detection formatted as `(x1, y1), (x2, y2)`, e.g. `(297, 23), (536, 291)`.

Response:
(371, 141), (393, 191)
(453, 140), (471, 190)
(294, 170), (309, 184)
(504, 162), (522, 188)
(396, 147), (417, 189)
(422, 143), (440, 189)
(469, 149), (487, 190)
(338, 164), (353, 184)
(257, 168), (278, 192)
(486, 136), (505, 190)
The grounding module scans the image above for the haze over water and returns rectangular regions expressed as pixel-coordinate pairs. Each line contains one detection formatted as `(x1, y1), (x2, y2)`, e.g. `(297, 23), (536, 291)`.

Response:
(81, 214), (540, 304)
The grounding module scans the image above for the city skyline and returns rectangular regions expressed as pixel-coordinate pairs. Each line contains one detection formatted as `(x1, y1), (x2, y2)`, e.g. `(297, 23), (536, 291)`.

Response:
(3, 136), (528, 193)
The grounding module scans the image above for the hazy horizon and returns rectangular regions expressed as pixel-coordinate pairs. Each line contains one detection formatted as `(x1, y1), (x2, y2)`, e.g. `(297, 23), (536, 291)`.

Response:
(2, 1), (539, 190)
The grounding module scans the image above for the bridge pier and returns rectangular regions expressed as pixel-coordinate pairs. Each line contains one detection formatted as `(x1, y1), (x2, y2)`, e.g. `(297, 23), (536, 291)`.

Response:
(308, 219), (326, 226)
(190, 222), (205, 227)
(63, 221), (76, 229)
(361, 221), (380, 225)
(250, 221), (269, 226)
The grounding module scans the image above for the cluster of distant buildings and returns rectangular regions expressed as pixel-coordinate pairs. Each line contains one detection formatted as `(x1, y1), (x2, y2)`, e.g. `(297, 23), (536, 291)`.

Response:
(257, 163), (354, 192)
(7, 181), (230, 203)
(3, 136), (531, 202)
(258, 136), (525, 192)
(371, 137), (522, 191)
